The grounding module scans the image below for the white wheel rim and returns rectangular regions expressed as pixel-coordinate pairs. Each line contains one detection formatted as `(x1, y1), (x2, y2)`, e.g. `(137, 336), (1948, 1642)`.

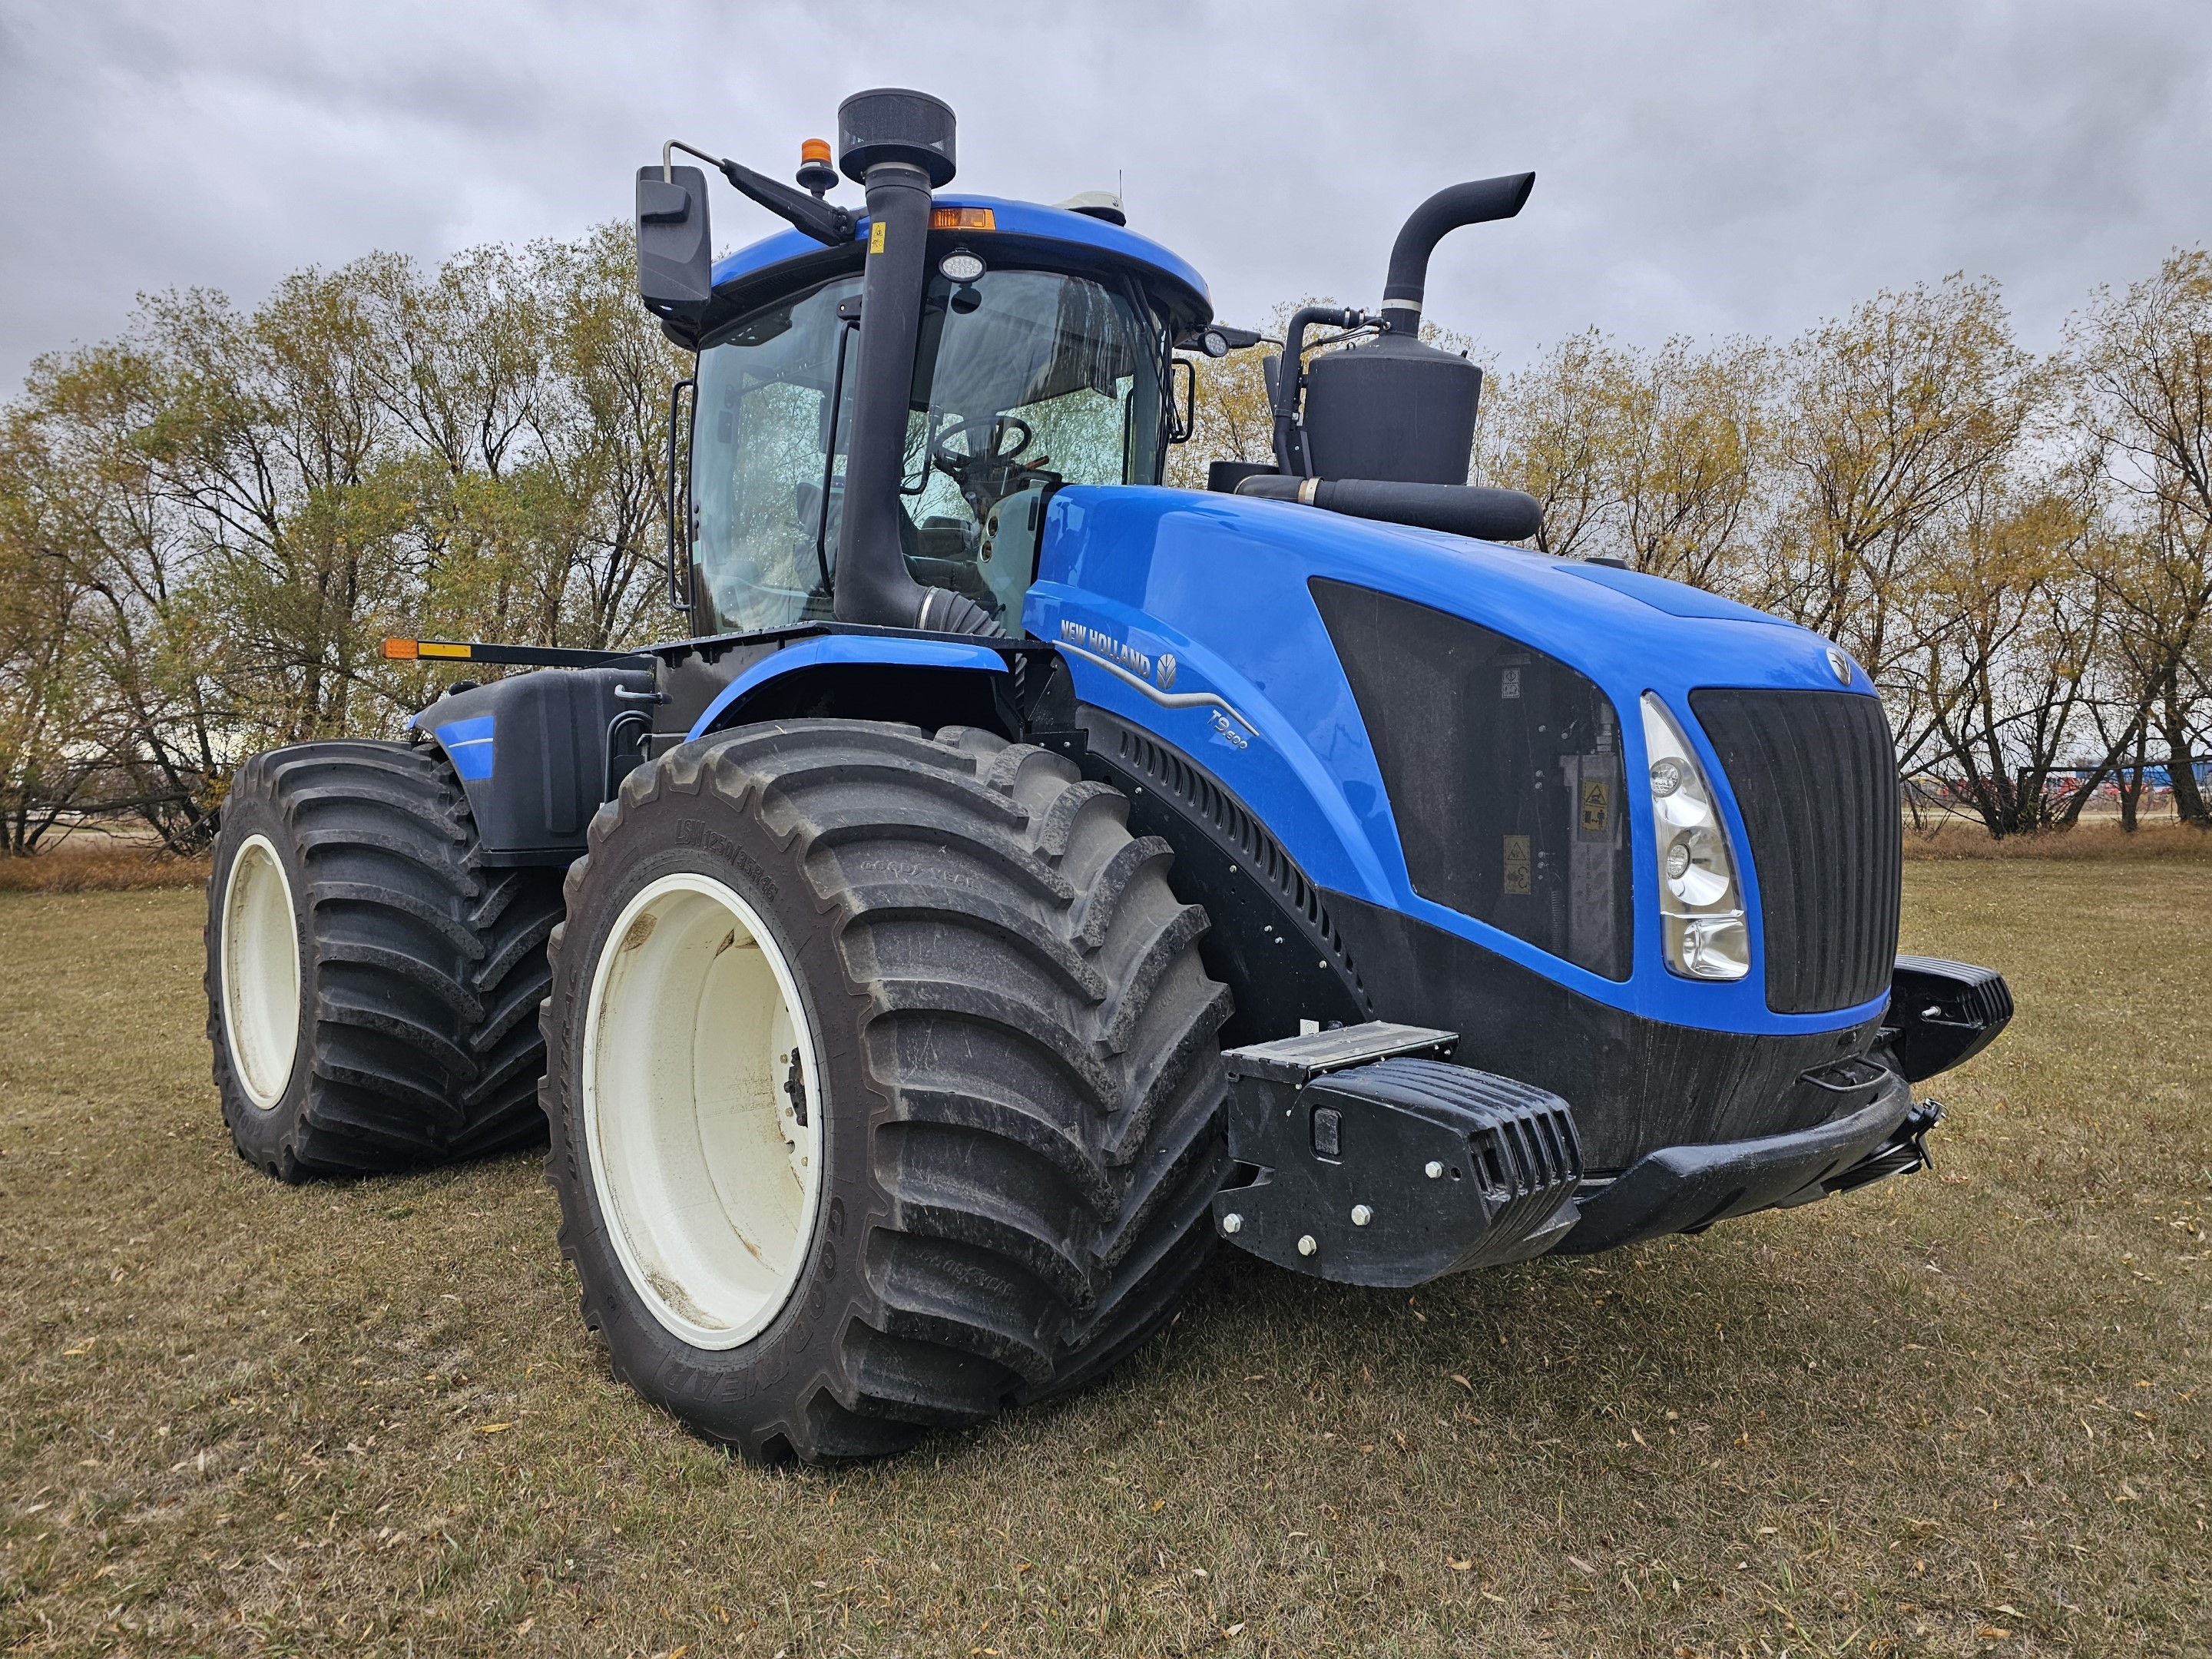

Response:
(220, 833), (303, 1111)
(582, 873), (824, 1350)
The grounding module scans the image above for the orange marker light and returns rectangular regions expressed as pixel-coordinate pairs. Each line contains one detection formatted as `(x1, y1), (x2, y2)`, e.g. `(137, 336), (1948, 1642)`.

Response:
(382, 637), (472, 661)
(800, 137), (833, 165)
(930, 207), (995, 232)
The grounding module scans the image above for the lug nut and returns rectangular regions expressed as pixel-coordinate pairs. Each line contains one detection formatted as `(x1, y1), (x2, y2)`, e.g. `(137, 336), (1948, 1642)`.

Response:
(1425, 1161), (1445, 1179)
(1351, 1204), (1373, 1227)
(1221, 1212), (1243, 1235)
(1297, 1234), (1317, 1257)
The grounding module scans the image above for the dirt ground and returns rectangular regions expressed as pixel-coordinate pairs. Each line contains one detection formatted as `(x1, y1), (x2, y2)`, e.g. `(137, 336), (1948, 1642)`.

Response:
(1, 864), (2205, 1656)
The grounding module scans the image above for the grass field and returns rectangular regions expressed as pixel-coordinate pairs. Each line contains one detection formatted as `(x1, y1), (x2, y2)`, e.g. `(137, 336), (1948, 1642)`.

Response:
(2, 866), (2205, 1657)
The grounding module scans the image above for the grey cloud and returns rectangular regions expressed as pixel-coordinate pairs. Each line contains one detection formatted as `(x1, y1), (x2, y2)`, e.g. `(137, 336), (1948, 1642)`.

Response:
(2, 0), (2207, 386)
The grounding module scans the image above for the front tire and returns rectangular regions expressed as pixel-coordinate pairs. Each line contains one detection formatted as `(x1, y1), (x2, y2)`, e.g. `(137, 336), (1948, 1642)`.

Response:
(540, 721), (1232, 1462)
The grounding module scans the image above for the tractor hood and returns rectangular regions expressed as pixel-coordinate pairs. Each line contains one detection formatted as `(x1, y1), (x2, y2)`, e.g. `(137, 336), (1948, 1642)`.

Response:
(1025, 485), (1895, 1041)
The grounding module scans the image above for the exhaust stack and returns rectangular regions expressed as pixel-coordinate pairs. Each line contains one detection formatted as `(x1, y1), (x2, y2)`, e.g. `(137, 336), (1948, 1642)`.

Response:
(1297, 172), (1536, 491)
(1378, 172), (1535, 337)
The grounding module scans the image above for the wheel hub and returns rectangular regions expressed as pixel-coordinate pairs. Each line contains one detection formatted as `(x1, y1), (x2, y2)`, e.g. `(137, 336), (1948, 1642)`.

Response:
(220, 833), (302, 1110)
(582, 873), (823, 1350)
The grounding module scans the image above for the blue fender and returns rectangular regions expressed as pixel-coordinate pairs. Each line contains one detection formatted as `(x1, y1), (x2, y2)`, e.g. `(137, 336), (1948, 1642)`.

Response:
(687, 634), (1012, 741)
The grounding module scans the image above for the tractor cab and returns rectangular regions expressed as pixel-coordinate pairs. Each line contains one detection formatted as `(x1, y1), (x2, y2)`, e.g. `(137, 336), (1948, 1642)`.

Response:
(664, 192), (1209, 637)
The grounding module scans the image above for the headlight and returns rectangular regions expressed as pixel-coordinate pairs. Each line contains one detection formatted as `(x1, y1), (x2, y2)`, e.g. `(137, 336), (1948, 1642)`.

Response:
(1641, 694), (1748, 981)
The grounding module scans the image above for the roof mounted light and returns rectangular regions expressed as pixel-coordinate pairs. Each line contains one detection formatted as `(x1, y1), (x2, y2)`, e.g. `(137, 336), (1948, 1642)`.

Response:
(929, 206), (995, 231)
(796, 137), (837, 197)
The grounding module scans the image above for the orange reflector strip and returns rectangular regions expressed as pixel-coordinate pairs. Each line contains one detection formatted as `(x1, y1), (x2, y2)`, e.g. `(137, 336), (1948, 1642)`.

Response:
(383, 637), (473, 661)
(800, 137), (832, 164)
(930, 206), (995, 231)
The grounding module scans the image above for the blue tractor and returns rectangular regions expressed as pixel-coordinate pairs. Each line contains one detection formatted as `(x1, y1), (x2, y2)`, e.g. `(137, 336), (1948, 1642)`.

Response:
(204, 91), (2011, 1462)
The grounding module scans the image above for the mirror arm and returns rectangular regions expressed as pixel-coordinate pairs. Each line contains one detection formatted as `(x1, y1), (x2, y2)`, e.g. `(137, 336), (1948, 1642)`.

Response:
(1167, 359), (1196, 444)
(664, 139), (854, 248)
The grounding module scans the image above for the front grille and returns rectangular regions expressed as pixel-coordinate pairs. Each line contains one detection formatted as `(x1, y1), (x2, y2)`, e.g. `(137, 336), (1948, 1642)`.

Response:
(1689, 689), (1900, 1014)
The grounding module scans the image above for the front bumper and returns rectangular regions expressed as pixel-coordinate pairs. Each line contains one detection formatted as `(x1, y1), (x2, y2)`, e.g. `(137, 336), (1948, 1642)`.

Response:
(1558, 1065), (1928, 1254)
(1211, 945), (2012, 1284)
(1214, 1023), (1951, 1283)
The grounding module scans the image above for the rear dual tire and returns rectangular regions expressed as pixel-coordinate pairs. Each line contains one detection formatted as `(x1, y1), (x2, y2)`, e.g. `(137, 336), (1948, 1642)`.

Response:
(541, 720), (1232, 1462)
(205, 741), (565, 1180)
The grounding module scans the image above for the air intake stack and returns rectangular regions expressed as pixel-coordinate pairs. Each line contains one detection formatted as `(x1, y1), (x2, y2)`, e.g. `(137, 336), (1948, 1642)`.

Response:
(830, 90), (1001, 635)
(1299, 173), (1535, 488)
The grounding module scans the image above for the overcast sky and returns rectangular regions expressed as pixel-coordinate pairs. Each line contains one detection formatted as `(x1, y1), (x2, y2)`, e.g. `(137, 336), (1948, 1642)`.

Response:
(3, 0), (2208, 387)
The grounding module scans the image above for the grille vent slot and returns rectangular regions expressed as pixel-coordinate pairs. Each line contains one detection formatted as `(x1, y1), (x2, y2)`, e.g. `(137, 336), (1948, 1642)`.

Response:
(1472, 1103), (1580, 1199)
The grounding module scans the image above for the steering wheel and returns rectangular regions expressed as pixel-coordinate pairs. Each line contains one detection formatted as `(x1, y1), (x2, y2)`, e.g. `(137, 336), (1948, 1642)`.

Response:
(929, 414), (1048, 524)
(931, 413), (1034, 473)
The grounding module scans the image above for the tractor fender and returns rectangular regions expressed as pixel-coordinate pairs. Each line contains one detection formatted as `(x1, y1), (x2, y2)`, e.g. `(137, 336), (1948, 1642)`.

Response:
(687, 635), (1016, 740)
(411, 665), (654, 863)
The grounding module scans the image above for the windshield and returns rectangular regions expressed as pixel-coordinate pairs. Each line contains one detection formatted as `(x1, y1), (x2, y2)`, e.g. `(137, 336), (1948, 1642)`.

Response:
(689, 263), (1165, 635)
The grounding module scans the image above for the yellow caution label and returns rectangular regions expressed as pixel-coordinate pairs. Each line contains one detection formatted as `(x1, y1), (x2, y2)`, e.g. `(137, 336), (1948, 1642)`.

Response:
(1502, 834), (1532, 896)
(1580, 778), (1610, 836)
(869, 221), (886, 254)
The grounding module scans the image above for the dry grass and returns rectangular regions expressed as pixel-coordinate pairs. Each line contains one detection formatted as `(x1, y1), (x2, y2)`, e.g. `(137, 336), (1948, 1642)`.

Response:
(5, 813), (2200, 889)
(1902, 819), (2212, 861)
(0, 846), (208, 893)
(1, 866), (2205, 1656)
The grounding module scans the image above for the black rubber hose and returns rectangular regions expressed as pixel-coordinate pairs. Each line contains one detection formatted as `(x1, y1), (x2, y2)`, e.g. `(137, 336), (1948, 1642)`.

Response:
(832, 163), (1003, 636)
(1234, 474), (1543, 542)
(1270, 304), (1362, 475)
(1380, 173), (1535, 336)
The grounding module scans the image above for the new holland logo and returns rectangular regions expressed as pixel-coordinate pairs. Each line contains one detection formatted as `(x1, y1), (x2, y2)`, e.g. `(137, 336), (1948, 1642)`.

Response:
(1057, 618), (1154, 680)
(1054, 614), (1260, 744)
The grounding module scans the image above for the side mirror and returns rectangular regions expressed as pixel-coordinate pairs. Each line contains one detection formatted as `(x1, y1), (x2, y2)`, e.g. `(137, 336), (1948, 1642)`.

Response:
(636, 164), (713, 337)
(1167, 357), (1197, 444)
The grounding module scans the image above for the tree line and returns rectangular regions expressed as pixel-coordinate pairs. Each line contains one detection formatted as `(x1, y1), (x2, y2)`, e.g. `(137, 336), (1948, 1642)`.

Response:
(0, 227), (684, 853)
(3, 227), (2207, 853)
